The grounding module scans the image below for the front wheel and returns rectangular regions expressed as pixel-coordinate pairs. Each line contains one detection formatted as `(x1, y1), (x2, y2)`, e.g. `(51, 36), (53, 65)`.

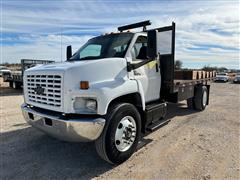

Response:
(95, 103), (141, 164)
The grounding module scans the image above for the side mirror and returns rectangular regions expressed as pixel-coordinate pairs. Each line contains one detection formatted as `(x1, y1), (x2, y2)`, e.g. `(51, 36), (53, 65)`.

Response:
(147, 30), (158, 60)
(66, 45), (72, 60)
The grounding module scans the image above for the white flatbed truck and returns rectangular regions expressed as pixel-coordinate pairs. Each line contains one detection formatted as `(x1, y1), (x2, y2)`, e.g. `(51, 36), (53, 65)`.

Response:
(21, 21), (214, 164)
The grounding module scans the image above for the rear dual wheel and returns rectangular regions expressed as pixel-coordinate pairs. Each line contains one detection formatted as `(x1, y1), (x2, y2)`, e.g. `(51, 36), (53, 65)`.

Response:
(95, 103), (141, 164)
(187, 85), (208, 111)
(12, 82), (21, 89)
(9, 81), (13, 88)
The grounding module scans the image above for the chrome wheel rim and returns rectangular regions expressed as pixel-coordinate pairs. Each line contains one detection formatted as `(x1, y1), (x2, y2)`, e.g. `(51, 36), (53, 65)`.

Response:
(115, 116), (137, 152)
(202, 90), (207, 107)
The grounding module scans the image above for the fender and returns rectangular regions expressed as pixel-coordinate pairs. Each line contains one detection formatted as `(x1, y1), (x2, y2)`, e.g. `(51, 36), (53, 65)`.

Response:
(102, 79), (146, 116)
(135, 79), (146, 111)
(101, 79), (145, 115)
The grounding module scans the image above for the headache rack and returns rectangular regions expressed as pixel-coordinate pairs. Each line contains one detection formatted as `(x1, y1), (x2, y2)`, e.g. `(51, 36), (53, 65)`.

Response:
(118, 20), (152, 32)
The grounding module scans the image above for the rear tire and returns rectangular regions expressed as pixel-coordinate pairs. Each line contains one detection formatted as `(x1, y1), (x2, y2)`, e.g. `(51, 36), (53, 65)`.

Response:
(13, 82), (21, 89)
(95, 103), (141, 164)
(187, 97), (195, 109)
(13, 82), (17, 89)
(194, 86), (208, 111)
(9, 81), (13, 88)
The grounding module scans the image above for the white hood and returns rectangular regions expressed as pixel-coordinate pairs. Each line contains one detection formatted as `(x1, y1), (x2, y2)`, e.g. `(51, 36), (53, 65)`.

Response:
(25, 58), (128, 84)
(26, 60), (92, 73)
(27, 58), (125, 72)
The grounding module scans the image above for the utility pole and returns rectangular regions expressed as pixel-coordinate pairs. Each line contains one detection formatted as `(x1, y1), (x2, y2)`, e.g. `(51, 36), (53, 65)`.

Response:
(60, 28), (62, 62)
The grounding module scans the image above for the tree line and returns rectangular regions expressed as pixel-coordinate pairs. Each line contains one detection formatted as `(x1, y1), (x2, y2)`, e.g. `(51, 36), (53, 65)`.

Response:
(174, 60), (238, 72)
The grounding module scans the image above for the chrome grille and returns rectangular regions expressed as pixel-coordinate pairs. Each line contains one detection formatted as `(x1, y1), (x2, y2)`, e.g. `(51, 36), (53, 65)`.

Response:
(26, 74), (62, 107)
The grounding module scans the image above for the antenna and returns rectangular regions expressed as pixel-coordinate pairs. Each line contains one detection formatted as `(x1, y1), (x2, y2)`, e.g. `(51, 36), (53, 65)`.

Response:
(60, 28), (62, 62)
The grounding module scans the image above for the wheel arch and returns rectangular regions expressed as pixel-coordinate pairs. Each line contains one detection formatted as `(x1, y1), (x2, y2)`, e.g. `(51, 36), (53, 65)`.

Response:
(105, 92), (145, 133)
(106, 92), (144, 114)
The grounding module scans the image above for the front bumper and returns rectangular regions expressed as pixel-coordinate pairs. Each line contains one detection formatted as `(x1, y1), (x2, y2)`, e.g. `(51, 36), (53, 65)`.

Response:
(21, 104), (105, 142)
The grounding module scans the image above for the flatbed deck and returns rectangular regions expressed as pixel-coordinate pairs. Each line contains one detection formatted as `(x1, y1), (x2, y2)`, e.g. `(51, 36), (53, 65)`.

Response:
(174, 77), (215, 85)
(4, 59), (54, 89)
(161, 76), (215, 103)
(171, 77), (214, 93)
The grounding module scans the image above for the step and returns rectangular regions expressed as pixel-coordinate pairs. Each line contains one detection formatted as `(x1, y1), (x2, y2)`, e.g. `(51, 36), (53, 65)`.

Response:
(146, 118), (171, 132)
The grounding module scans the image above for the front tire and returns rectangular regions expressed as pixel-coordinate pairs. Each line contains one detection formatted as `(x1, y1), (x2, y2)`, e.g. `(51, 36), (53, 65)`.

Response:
(95, 103), (141, 164)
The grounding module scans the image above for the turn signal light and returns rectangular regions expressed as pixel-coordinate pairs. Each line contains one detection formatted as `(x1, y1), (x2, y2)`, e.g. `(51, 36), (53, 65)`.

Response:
(80, 81), (89, 90)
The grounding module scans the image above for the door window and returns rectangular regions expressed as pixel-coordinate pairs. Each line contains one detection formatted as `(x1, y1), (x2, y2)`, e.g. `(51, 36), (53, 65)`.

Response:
(131, 36), (147, 60)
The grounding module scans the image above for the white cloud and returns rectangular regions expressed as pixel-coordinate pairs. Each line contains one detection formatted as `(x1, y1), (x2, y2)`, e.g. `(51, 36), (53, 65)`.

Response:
(2, 35), (93, 63)
(1, 0), (239, 69)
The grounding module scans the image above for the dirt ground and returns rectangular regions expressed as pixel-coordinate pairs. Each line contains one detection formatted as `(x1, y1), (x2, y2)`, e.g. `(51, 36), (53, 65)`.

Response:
(0, 78), (239, 180)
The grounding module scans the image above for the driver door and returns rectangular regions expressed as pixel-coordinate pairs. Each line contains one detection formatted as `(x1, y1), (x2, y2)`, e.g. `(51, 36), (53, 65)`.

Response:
(131, 35), (161, 103)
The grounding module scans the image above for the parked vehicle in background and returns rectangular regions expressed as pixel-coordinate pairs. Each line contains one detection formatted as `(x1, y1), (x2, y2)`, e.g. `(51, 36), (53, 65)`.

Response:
(0, 66), (11, 77)
(233, 73), (240, 83)
(4, 59), (54, 89)
(215, 73), (229, 82)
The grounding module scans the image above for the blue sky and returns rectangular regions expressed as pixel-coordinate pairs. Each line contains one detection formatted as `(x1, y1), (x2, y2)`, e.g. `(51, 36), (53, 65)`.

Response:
(1, 0), (239, 69)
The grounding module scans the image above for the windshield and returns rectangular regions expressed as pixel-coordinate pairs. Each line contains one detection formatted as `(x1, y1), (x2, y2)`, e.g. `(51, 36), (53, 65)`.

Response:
(70, 33), (133, 61)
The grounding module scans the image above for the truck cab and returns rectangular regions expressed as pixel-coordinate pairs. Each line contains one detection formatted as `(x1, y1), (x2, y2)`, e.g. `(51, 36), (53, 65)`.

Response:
(22, 21), (211, 164)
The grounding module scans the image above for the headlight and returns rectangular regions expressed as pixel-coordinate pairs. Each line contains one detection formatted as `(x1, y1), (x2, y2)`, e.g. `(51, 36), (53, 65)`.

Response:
(73, 97), (97, 113)
(86, 99), (97, 111)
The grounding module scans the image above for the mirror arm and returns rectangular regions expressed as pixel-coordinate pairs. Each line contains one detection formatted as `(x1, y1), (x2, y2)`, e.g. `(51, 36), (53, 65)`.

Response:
(127, 58), (155, 72)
